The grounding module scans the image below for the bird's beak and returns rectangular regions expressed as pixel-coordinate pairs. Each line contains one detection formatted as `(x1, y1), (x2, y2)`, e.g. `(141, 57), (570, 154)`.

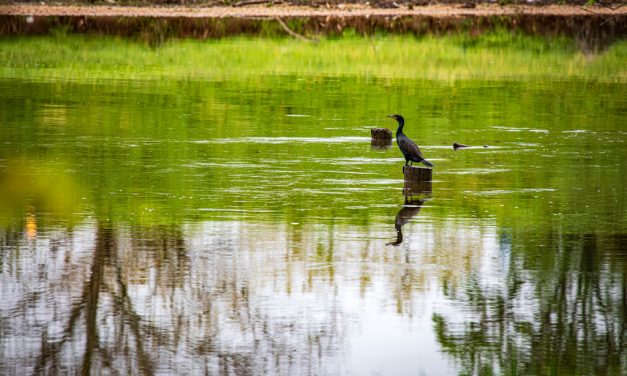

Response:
(387, 115), (395, 119)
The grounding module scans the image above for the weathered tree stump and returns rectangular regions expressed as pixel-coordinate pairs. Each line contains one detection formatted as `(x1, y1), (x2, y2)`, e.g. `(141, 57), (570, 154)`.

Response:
(403, 166), (432, 195)
(371, 128), (393, 140)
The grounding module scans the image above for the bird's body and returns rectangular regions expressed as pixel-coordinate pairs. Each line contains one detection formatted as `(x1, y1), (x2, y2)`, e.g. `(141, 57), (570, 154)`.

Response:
(387, 114), (433, 168)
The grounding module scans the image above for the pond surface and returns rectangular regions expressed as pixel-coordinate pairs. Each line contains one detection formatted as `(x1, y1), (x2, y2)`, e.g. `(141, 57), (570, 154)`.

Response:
(0, 63), (626, 374)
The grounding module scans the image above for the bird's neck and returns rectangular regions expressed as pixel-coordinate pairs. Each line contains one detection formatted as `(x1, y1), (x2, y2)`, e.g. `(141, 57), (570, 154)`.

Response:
(395, 120), (405, 136)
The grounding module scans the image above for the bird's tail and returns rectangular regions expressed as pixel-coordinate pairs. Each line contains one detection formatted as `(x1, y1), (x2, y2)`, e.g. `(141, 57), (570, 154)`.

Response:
(421, 159), (434, 168)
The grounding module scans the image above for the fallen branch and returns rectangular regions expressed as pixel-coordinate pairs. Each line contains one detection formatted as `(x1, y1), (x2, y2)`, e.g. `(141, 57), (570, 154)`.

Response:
(275, 17), (319, 43)
(596, 2), (625, 11)
(233, 0), (282, 7)
(576, 2), (625, 13)
(575, 2), (625, 25)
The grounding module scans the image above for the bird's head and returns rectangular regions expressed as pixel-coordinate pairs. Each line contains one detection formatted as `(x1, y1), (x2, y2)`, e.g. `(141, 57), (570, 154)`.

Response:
(387, 114), (404, 123)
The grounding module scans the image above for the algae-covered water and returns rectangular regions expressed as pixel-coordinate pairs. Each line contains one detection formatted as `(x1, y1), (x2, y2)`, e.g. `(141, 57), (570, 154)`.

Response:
(0, 34), (625, 375)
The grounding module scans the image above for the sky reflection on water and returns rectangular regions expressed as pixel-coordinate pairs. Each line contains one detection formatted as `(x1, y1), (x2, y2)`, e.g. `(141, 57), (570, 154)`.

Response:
(2, 217), (500, 375)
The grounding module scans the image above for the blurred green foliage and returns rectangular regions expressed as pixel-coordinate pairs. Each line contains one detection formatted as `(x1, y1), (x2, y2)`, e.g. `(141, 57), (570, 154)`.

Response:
(0, 32), (625, 82)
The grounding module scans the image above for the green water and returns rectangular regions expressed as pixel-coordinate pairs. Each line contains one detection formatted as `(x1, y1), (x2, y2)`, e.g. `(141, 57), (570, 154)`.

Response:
(0, 35), (626, 375)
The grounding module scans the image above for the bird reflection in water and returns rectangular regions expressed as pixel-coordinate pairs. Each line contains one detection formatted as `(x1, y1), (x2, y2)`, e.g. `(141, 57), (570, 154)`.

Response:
(387, 197), (428, 246)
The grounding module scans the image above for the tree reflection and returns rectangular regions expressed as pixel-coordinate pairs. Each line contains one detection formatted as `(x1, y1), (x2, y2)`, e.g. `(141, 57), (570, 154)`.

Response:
(29, 224), (174, 375)
(432, 232), (626, 375)
(0, 220), (344, 375)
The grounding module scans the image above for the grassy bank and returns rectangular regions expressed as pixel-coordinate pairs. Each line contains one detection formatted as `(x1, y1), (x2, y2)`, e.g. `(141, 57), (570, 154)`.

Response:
(1, 32), (625, 81)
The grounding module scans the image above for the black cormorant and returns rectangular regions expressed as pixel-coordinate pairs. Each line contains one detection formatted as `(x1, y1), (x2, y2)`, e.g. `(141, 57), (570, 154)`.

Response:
(387, 114), (434, 167)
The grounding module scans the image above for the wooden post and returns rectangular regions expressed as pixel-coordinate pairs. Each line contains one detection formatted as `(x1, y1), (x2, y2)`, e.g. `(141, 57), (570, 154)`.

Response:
(404, 180), (432, 196)
(371, 128), (392, 140)
(403, 165), (432, 181)
(403, 166), (432, 196)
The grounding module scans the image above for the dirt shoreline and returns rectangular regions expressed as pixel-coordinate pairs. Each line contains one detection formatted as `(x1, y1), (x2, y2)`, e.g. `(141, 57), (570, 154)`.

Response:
(1, 3), (625, 18)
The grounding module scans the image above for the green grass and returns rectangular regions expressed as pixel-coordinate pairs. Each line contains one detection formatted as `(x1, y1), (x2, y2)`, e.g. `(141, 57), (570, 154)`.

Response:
(0, 32), (625, 82)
